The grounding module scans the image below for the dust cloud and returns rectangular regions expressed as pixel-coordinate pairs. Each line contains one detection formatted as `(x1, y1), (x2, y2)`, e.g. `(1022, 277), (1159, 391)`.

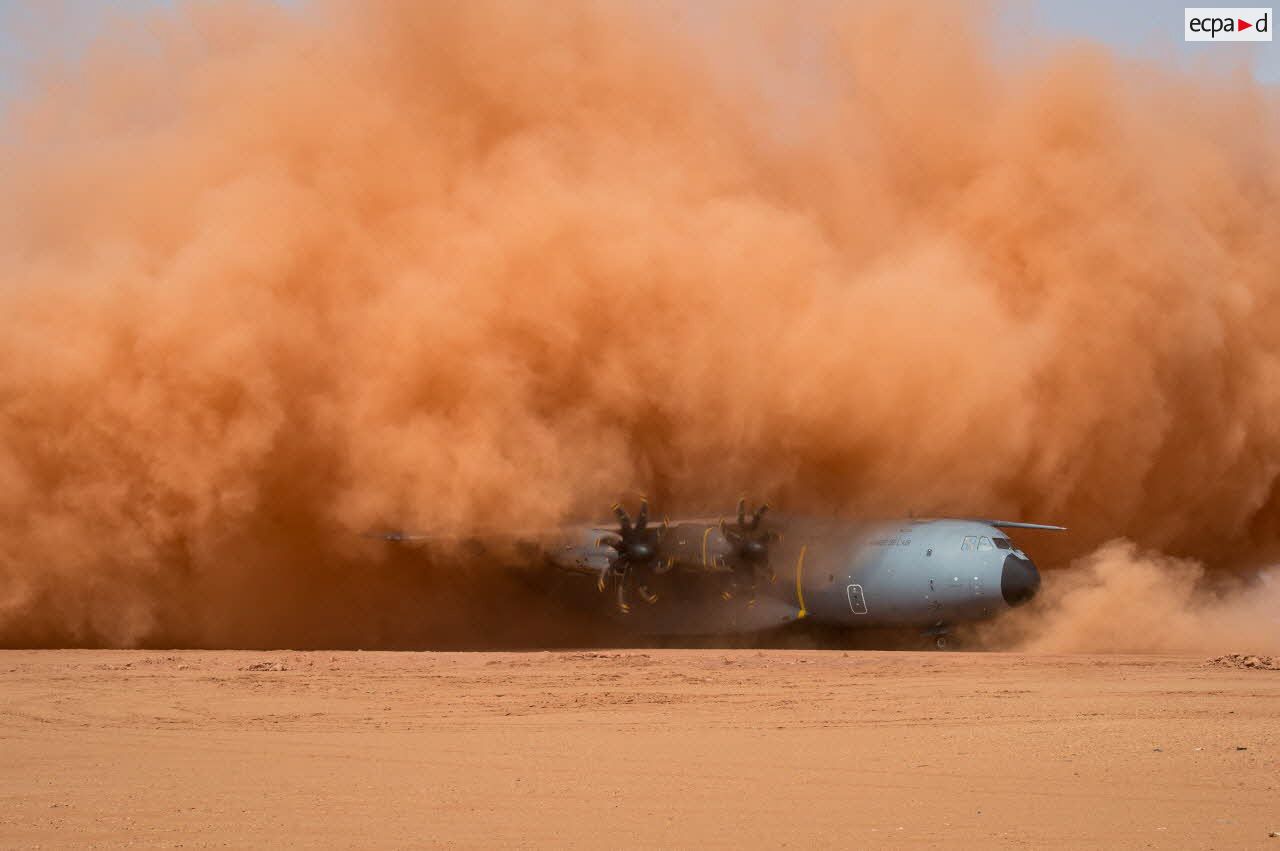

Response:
(973, 541), (1280, 653)
(1, 1), (1278, 648)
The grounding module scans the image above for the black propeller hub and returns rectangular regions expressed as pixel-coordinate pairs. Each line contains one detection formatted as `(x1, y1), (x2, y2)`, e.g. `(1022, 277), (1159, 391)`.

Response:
(722, 499), (774, 567)
(604, 499), (663, 568)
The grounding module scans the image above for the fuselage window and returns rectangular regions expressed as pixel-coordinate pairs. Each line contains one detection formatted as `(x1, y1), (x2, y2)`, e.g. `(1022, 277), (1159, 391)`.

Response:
(961, 536), (977, 551)
(993, 537), (1012, 550)
(978, 536), (994, 551)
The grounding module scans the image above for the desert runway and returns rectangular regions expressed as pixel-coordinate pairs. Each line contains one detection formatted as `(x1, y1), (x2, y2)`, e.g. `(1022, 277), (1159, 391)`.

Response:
(1, 650), (1277, 848)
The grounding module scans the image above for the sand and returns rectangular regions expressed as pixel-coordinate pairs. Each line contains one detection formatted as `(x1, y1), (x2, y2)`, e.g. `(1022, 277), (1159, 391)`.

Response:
(1, 649), (1276, 848)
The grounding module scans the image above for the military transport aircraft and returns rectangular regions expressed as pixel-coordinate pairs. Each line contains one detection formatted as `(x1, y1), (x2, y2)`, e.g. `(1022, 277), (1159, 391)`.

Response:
(374, 499), (1062, 648)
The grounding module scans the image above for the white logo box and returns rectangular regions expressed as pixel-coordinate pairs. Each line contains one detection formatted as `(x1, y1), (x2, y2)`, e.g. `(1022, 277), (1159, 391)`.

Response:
(1185, 7), (1273, 40)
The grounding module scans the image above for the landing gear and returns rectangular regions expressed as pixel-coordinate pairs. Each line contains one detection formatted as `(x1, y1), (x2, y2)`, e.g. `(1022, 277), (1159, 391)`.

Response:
(923, 624), (955, 651)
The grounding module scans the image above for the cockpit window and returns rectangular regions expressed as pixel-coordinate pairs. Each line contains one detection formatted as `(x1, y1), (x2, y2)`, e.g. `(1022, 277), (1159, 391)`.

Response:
(978, 536), (994, 551)
(993, 537), (1012, 550)
(961, 536), (977, 551)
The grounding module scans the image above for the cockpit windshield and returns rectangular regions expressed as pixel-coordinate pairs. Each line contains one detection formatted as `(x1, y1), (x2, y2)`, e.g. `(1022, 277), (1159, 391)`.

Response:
(993, 537), (1012, 550)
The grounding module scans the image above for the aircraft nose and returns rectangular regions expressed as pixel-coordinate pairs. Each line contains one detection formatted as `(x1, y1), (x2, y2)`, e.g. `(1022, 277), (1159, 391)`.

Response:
(1001, 554), (1040, 607)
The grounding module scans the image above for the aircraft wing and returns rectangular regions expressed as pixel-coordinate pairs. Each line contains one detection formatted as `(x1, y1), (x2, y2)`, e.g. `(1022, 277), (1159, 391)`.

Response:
(366, 497), (773, 612)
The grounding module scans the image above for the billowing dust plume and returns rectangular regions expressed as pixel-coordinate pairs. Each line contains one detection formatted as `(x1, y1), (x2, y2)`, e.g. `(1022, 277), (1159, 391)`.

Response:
(2, 1), (1279, 648)
(973, 540), (1280, 653)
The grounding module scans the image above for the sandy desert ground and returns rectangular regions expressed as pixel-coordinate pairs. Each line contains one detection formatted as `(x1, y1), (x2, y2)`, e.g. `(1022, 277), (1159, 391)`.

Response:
(0, 649), (1277, 848)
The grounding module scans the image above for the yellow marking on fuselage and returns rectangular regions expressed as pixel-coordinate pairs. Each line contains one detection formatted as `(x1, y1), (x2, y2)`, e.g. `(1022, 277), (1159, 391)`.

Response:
(701, 526), (713, 567)
(795, 544), (808, 618)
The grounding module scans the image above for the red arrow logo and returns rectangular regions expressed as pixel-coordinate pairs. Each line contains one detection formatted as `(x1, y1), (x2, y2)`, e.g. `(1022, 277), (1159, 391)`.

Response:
(1239, 18), (1253, 30)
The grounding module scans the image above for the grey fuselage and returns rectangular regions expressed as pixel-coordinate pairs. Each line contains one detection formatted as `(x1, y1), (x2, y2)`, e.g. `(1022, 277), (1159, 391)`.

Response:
(548, 517), (1042, 636)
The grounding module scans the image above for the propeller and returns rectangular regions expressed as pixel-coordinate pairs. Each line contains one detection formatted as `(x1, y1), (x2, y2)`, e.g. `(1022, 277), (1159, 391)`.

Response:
(719, 498), (775, 602)
(598, 498), (666, 613)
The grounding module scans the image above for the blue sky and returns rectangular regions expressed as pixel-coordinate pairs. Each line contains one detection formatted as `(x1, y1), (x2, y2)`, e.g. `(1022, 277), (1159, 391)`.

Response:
(0, 0), (1275, 111)
(1006, 0), (1279, 83)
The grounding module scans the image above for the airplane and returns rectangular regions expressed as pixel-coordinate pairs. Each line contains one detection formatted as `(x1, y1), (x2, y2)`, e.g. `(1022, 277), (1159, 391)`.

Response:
(373, 499), (1062, 649)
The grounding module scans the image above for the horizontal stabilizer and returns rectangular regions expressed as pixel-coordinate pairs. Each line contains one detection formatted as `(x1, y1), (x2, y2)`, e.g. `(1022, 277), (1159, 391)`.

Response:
(982, 520), (1067, 532)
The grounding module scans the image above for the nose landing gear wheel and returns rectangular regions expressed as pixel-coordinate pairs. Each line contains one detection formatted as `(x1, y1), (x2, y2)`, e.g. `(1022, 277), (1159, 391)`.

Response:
(934, 635), (949, 650)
